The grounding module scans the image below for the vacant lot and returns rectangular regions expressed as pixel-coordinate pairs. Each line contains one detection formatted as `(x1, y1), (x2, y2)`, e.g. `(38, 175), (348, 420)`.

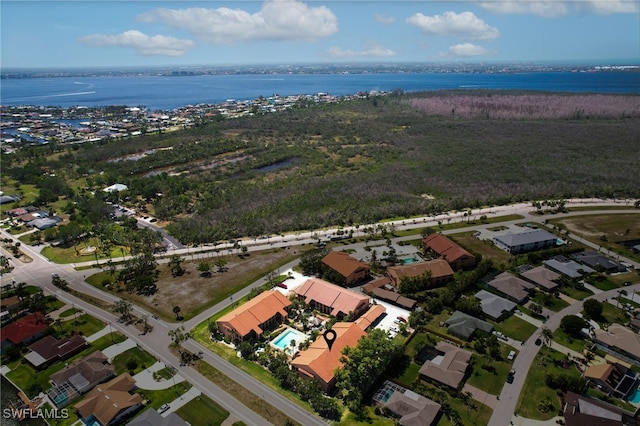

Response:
(90, 248), (300, 320)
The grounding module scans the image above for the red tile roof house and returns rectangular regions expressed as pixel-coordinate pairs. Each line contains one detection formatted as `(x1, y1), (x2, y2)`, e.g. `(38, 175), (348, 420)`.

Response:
(321, 251), (370, 286)
(0, 312), (49, 354)
(25, 334), (88, 369)
(423, 234), (476, 270)
(386, 259), (454, 289)
(217, 290), (291, 342)
(294, 278), (370, 320)
(290, 321), (367, 392)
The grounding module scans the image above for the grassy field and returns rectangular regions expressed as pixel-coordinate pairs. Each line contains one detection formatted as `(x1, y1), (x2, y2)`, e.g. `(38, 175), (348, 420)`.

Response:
(552, 328), (587, 354)
(516, 347), (582, 419)
(112, 347), (157, 375)
(448, 232), (512, 265)
(175, 394), (230, 426)
(57, 313), (105, 337)
(530, 292), (570, 312)
(137, 382), (192, 410)
(466, 348), (514, 395)
(493, 315), (538, 342)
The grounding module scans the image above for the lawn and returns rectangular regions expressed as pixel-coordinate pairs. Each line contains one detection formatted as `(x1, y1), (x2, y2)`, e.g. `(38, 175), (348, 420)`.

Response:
(137, 382), (192, 410)
(112, 347), (157, 375)
(552, 328), (587, 354)
(599, 301), (630, 327)
(175, 394), (230, 426)
(447, 232), (512, 265)
(59, 307), (81, 318)
(56, 313), (105, 337)
(493, 315), (538, 342)
(530, 291), (570, 312)
(516, 347), (583, 419)
(560, 285), (593, 301)
(466, 348), (514, 395)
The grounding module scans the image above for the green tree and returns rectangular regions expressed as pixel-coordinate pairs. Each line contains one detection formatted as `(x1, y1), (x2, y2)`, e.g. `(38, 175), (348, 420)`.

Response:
(583, 299), (603, 319)
(197, 261), (212, 277)
(112, 299), (133, 321)
(169, 255), (185, 277)
(560, 315), (588, 337)
(173, 305), (182, 320)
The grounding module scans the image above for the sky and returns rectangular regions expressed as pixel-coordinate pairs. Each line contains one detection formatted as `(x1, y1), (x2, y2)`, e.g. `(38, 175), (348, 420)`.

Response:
(1, 0), (639, 69)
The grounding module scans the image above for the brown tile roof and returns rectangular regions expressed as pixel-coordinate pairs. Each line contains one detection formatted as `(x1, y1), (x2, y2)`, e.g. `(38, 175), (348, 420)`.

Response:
(50, 351), (114, 388)
(291, 322), (366, 390)
(0, 312), (49, 344)
(27, 334), (87, 365)
(294, 278), (369, 317)
(487, 272), (535, 303)
(75, 374), (142, 426)
(354, 304), (386, 330)
(521, 266), (560, 291)
(423, 234), (474, 264)
(594, 324), (640, 361)
(383, 390), (441, 426)
(584, 363), (614, 381)
(387, 259), (454, 282)
(419, 341), (471, 388)
(217, 290), (291, 338)
(322, 251), (369, 278)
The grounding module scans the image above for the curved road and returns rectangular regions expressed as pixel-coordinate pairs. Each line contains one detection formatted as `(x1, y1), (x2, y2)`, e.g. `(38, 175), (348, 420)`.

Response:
(1, 198), (638, 426)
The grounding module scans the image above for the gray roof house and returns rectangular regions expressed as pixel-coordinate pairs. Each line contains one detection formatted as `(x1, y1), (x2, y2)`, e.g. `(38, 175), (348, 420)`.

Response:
(571, 251), (626, 274)
(543, 257), (594, 278)
(493, 229), (558, 254)
(127, 408), (189, 426)
(445, 311), (493, 340)
(475, 290), (517, 320)
(373, 381), (441, 426)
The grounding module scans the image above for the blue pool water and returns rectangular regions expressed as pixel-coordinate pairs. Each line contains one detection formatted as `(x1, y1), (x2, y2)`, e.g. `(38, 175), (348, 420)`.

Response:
(402, 257), (420, 265)
(272, 329), (305, 350)
(629, 387), (640, 404)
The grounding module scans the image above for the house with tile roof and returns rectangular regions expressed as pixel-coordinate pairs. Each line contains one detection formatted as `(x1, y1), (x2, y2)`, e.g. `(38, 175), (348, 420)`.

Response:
(386, 259), (454, 289)
(74, 374), (142, 426)
(294, 278), (370, 320)
(217, 290), (291, 342)
(290, 322), (367, 392)
(520, 265), (560, 292)
(0, 312), (48, 353)
(25, 334), (87, 369)
(562, 391), (634, 426)
(487, 272), (535, 304)
(354, 304), (386, 330)
(423, 234), (476, 270)
(583, 362), (639, 400)
(321, 251), (369, 286)
(593, 324), (640, 366)
(373, 381), (442, 426)
(48, 351), (115, 407)
(445, 311), (494, 340)
(419, 341), (472, 389)
(362, 279), (417, 310)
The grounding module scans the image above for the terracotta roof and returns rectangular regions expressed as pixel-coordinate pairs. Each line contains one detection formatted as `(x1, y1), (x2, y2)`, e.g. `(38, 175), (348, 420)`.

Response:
(387, 259), (454, 282)
(291, 322), (366, 389)
(419, 341), (471, 388)
(423, 234), (474, 263)
(0, 312), (48, 344)
(294, 278), (369, 317)
(322, 251), (369, 278)
(355, 304), (386, 330)
(217, 290), (290, 338)
(75, 374), (142, 426)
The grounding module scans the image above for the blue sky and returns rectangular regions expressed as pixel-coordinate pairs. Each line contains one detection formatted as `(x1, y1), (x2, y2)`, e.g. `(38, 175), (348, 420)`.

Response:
(1, 0), (638, 69)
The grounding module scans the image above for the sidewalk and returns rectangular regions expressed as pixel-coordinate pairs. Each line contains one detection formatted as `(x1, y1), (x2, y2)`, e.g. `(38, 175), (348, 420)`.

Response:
(462, 383), (497, 409)
(102, 338), (137, 361)
(162, 386), (201, 417)
(86, 324), (114, 343)
(134, 361), (185, 390)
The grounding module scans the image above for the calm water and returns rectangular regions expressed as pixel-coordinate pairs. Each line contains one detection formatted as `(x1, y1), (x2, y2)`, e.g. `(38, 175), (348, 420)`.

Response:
(1, 72), (638, 111)
(0, 376), (47, 426)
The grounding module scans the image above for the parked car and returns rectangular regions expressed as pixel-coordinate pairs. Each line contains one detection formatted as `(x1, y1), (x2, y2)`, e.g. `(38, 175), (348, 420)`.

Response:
(158, 403), (170, 414)
(507, 350), (516, 361)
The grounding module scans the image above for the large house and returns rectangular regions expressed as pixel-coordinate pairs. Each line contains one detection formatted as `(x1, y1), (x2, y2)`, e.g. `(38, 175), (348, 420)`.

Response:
(321, 251), (369, 286)
(593, 325), (640, 366)
(217, 290), (291, 342)
(445, 311), (493, 340)
(25, 334), (87, 369)
(543, 257), (594, 278)
(493, 229), (558, 254)
(0, 312), (49, 353)
(419, 341), (471, 389)
(373, 381), (442, 426)
(362, 277), (417, 310)
(423, 234), (476, 270)
(520, 266), (560, 292)
(386, 259), (454, 289)
(74, 374), (143, 426)
(563, 391), (635, 426)
(584, 363), (639, 400)
(475, 290), (517, 321)
(294, 278), (370, 319)
(291, 322), (367, 392)
(572, 251), (627, 274)
(48, 351), (115, 408)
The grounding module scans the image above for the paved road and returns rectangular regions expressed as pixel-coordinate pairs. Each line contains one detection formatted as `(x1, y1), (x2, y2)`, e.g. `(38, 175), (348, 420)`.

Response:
(489, 284), (640, 425)
(1, 199), (638, 426)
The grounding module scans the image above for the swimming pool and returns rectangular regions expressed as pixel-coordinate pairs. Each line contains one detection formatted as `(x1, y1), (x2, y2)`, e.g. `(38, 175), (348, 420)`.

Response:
(629, 387), (640, 404)
(402, 257), (420, 265)
(271, 328), (307, 351)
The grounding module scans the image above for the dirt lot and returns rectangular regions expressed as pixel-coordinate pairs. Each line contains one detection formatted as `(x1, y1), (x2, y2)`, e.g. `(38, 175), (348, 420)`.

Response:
(121, 247), (300, 321)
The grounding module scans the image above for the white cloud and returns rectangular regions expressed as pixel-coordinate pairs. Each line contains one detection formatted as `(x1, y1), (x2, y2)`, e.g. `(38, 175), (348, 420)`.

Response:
(327, 43), (396, 58)
(476, 0), (638, 17)
(407, 11), (500, 41)
(375, 14), (396, 24)
(79, 30), (195, 56)
(138, 0), (338, 44)
(448, 43), (494, 57)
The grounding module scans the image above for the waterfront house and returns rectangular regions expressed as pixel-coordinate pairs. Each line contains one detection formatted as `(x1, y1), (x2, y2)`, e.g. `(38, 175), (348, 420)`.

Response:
(74, 374), (142, 426)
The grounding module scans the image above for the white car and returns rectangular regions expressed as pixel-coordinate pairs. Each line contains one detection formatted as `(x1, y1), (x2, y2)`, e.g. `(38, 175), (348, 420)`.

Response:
(158, 403), (170, 414)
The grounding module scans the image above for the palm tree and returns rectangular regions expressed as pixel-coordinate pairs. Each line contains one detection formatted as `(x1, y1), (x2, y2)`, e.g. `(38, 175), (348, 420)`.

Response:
(172, 305), (181, 320)
(112, 299), (133, 322)
(541, 326), (553, 352)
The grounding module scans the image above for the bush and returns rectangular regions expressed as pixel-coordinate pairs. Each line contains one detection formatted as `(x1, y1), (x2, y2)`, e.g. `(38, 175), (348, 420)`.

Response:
(125, 358), (138, 371)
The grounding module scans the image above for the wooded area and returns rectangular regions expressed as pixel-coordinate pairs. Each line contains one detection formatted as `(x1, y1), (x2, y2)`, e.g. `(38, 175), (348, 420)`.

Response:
(4, 90), (639, 244)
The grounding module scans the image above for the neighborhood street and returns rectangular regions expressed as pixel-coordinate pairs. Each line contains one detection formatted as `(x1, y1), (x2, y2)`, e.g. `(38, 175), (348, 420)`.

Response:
(1, 198), (638, 426)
